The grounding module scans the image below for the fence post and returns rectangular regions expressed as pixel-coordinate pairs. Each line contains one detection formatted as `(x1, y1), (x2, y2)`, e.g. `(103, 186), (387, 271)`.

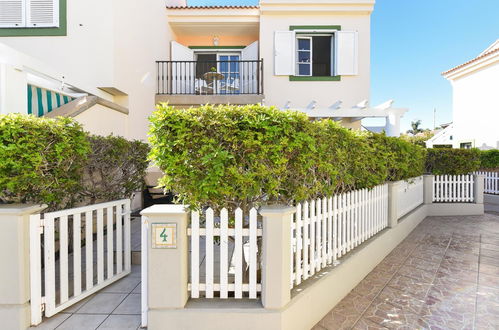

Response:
(474, 174), (485, 204)
(259, 205), (296, 310)
(0, 204), (46, 329)
(387, 181), (401, 228)
(140, 205), (189, 314)
(423, 175), (434, 204)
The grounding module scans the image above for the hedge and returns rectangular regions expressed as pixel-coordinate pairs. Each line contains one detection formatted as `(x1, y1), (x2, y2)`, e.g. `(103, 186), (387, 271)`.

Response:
(149, 104), (427, 210)
(0, 114), (150, 210)
(0, 114), (90, 208)
(425, 148), (481, 175)
(480, 149), (499, 170)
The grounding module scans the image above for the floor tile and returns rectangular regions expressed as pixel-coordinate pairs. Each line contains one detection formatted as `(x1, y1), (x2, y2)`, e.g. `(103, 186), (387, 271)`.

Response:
(481, 248), (499, 260)
(97, 315), (141, 329)
(61, 295), (94, 313)
(479, 263), (499, 276)
(101, 276), (141, 294)
(480, 255), (499, 267)
(56, 314), (108, 330)
(112, 294), (141, 315)
(387, 274), (432, 299)
(403, 256), (440, 273)
(376, 286), (425, 315)
(352, 317), (389, 329)
(321, 311), (359, 330)
(396, 265), (435, 284)
(29, 313), (71, 330)
(363, 298), (419, 329)
(76, 293), (128, 314)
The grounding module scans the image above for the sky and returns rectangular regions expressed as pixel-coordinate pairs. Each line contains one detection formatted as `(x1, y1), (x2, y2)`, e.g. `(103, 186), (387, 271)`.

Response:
(187, 0), (499, 132)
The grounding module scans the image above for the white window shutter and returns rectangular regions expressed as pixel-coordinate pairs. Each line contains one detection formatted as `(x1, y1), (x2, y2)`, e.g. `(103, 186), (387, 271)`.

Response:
(170, 41), (194, 61)
(26, 0), (59, 28)
(335, 31), (359, 76)
(170, 41), (195, 94)
(274, 31), (295, 76)
(0, 0), (26, 27)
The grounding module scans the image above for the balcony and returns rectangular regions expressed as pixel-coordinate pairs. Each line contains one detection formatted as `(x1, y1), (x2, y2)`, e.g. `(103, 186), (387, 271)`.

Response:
(155, 60), (264, 106)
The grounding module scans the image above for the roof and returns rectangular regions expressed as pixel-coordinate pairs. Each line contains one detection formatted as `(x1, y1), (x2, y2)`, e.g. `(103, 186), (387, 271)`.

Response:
(442, 40), (499, 76)
(167, 5), (259, 9)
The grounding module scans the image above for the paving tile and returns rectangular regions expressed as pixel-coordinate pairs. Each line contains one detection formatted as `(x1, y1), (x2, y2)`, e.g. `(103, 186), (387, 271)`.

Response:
(101, 276), (141, 294)
(402, 256), (440, 273)
(352, 317), (389, 329)
(76, 293), (128, 314)
(362, 298), (419, 329)
(321, 311), (359, 330)
(435, 266), (477, 283)
(132, 283), (141, 294)
(479, 273), (499, 288)
(376, 286), (425, 315)
(29, 313), (71, 330)
(61, 295), (94, 313)
(332, 291), (372, 316)
(353, 271), (392, 300)
(480, 255), (499, 267)
(479, 263), (499, 277)
(396, 265), (435, 284)
(112, 294), (141, 315)
(56, 314), (108, 330)
(129, 265), (141, 278)
(97, 315), (141, 329)
(387, 274), (432, 299)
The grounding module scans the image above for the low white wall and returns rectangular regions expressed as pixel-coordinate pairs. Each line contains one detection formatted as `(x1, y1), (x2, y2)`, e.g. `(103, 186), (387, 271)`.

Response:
(485, 194), (499, 213)
(396, 176), (424, 219)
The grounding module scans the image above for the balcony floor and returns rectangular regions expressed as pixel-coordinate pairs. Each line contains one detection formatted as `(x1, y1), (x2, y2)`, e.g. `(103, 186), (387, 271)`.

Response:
(314, 212), (499, 329)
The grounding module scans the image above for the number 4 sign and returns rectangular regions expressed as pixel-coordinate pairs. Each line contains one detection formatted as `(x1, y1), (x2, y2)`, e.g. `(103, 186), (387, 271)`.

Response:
(151, 223), (177, 249)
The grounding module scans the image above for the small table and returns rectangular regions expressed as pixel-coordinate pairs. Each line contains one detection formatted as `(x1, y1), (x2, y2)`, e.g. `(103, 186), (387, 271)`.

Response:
(202, 72), (225, 94)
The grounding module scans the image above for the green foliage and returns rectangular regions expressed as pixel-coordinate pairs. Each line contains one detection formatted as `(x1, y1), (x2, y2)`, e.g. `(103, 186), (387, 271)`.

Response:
(400, 131), (434, 147)
(480, 149), (499, 170)
(0, 114), (150, 210)
(0, 114), (89, 208)
(425, 148), (481, 175)
(149, 104), (427, 209)
(81, 135), (150, 205)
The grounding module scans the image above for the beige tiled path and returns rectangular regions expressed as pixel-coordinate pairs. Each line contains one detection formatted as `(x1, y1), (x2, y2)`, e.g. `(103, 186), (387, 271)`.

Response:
(314, 212), (499, 329)
(31, 264), (142, 330)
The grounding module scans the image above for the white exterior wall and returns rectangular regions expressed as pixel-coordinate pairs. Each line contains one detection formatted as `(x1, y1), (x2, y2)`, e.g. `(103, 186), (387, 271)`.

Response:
(74, 104), (128, 137)
(1, 0), (174, 141)
(451, 61), (499, 149)
(259, 10), (371, 110)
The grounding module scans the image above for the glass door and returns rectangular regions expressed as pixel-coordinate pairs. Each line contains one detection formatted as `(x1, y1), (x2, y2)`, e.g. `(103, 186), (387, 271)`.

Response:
(218, 54), (240, 94)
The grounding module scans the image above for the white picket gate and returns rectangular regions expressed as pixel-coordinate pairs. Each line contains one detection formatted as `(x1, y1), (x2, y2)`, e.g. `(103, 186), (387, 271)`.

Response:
(291, 184), (388, 288)
(30, 199), (131, 325)
(476, 171), (499, 195)
(188, 207), (262, 299)
(433, 175), (474, 203)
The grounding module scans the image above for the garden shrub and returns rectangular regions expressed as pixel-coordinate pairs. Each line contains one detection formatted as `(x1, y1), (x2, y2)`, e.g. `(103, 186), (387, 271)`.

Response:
(425, 148), (481, 175)
(480, 149), (499, 170)
(0, 114), (89, 208)
(80, 135), (150, 205)
(0, 114), (150, 210)
(149, 104), (427, 209)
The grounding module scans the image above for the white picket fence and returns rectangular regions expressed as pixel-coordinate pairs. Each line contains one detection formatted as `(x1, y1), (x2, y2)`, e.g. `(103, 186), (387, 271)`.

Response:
(290, 184), (388, 288)
(433, 175), (474, 203)
(188, 207), (262, 299)
(476, 171), (499, 195)
(30, 199), (131, 325)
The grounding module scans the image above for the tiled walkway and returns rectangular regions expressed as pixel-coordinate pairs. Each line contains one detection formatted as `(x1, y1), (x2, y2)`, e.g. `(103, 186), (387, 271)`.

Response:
(314, 212), (499, 329)
(31, 265), (142, 330)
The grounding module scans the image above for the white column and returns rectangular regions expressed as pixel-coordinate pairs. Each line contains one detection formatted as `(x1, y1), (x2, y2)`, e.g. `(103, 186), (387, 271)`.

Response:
(474, 174), (485, 204)
(0, 204), (46, 329)
(259, 205), (296, 310)
(423, 175), (434, 205)
(385, 111), (401, 137)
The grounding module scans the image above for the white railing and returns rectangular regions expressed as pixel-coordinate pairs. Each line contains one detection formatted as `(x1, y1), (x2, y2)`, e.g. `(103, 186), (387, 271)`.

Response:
(30, 199), (131, 325)
(476, 171), (499, 195)
(397, 176), (424, 219)
(290, 184), (388, 288)
(433, 175), (474, 203)
(188, 207), (262, 299)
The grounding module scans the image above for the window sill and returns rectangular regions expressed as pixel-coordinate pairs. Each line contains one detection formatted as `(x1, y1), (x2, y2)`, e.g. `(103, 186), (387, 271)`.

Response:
(0, 26), (66, 37)
(289, 76), (341, 81)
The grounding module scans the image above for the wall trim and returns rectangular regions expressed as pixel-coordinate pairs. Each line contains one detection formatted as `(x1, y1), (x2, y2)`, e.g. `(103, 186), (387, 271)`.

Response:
(289, 76), (341, 81)
(188, 46), (246, 49)
(289, 25), (341, 31)
(0, 0), (67, 37)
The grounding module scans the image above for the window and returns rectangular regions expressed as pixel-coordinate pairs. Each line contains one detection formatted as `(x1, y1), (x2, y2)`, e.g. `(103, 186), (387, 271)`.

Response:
(0, 0), (59, 28)
(274, 28), (358, 79)
(460, 142), (473, 149)
(296, 36), (332, 77)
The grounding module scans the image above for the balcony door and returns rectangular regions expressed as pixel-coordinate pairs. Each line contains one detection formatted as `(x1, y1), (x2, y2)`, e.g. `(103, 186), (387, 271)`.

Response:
(218, 54), (240, 94)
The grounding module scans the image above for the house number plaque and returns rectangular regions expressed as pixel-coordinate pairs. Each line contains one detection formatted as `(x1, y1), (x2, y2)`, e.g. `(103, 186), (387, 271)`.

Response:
(151, 223), (177, 249)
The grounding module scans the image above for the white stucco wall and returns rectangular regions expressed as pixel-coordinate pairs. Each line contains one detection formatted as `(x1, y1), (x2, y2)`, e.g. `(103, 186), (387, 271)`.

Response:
(74, 104), (128, 137)
(1, 0), (174, 141)
(451, 61), (499, 149)
(259, 11), (371, 110)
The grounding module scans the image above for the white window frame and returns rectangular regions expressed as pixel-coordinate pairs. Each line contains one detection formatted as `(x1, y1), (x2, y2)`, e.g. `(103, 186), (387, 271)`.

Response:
(0, 0), (59, 29)
(296, 37), (312, 77)
(295, 33), (335, 77)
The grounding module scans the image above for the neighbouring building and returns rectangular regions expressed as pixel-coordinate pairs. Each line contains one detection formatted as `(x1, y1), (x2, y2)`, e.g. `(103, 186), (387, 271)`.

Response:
(1, 0), (407, 140)
(435, 39), (499, 150)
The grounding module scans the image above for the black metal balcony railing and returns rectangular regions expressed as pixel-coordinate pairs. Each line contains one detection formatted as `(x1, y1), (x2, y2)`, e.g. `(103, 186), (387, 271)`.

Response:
(156, 60), (263, 95)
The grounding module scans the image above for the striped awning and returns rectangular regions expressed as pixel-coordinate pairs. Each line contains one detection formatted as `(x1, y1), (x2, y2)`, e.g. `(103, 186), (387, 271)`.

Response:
(27, 84), (75, 117)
